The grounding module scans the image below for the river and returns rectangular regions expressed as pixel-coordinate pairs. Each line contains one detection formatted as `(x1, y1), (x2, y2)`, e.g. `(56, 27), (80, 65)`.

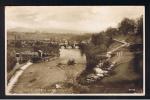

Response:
(59, 48), (86, 64)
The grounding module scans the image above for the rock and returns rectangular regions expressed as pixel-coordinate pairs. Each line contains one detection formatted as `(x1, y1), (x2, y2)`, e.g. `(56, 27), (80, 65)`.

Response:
(107, 67), (112, 71)
(67, 58), (75, 65)
(87, 74), (95, 79)
(98, 63), (103, 67)
(56, 84), (61, 89)
(103, 70), (108, 74)
(110, 64), (114, 67)
(86, 74), (100, 80)
(94, 67), (104, 74)
(96, 65), (100, 68)
(96, 73), (104, 77)
(106, 52), (112, 58)
(92, 75), (100, 79)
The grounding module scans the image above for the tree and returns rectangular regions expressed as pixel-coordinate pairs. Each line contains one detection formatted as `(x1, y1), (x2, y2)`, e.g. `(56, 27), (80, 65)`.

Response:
(135, 15), (143, 38)
(118, 18), (135, 35)
(15, 41), (22, 48)
(91, 32), (105, 45)
(105, 27), (118, 37)
(7, 47), (17, 72)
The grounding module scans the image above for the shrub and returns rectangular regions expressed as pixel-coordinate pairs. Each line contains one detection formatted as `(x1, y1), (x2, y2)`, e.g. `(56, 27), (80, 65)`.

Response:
(7, 47), (17, 72)
(67, 59), (75, 65)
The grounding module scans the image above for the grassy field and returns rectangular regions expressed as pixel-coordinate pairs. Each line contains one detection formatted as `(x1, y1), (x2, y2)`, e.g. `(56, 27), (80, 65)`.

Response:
(102, 57), (140, 83)
(11, 58), (86, 94)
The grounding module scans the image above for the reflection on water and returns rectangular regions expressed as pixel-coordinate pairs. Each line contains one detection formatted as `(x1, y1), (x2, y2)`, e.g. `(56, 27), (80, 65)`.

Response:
(59, 48), (86, 64)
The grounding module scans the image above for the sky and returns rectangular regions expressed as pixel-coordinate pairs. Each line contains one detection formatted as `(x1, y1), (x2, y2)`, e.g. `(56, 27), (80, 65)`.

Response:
(5, 6), (144, 34)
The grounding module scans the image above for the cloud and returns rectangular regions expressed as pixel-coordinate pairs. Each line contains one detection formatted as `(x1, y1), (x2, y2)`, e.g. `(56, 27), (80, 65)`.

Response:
(5, 6), (144, 33)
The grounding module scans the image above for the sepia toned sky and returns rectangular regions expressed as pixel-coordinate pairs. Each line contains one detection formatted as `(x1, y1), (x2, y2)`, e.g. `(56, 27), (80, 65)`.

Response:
(5, 6), (144, 33)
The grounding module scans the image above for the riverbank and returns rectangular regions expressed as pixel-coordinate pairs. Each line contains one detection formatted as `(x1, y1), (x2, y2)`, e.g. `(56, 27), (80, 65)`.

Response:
(77, 38), (143, 93)
(77, 49), (143, 93)
(7, 61), (33, 94)
(7, 63), (26, 82)
(10, 56), (86, 94)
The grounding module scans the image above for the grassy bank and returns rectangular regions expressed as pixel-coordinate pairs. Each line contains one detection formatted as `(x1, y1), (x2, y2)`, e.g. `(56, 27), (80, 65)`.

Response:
(77, 42), (143, 93)
(11, 58), (86, 94)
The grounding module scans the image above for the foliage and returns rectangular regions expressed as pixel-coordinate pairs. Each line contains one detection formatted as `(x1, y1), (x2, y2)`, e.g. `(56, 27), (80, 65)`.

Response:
(15, 40), (22, 48)
(67, 59), (75, 65)
(34, 42), (59, 56)
(83, 15), (143, 70)
(7, 47), (17, 72)
(91, 32), (113, 47)
(105, 27), (118, 38)
(118, 18), (135, 35)
(135, 15), (143, 38)
(126, 16), (143, 44)
(31, 56), (41, 63)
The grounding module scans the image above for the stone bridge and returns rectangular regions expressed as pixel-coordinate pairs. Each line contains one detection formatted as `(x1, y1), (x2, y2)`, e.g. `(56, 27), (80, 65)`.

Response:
(59, 43), (79, 49)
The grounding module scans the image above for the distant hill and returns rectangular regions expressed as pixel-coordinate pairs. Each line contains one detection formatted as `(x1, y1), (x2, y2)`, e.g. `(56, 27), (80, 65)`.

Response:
(7, 27), (90, 34)
(7, 31), (91, 41)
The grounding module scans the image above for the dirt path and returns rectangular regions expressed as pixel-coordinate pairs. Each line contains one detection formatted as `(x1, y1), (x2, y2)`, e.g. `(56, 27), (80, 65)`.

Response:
(11, 58), (86, 94)
(7, 62), (33, 94)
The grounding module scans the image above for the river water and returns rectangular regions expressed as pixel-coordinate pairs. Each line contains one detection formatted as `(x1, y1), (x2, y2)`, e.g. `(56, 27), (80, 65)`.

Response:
(59, 48), (86, 64)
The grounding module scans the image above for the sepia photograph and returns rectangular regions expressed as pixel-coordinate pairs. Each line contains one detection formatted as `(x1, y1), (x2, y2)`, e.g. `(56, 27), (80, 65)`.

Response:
(5, 6), (145, 96)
